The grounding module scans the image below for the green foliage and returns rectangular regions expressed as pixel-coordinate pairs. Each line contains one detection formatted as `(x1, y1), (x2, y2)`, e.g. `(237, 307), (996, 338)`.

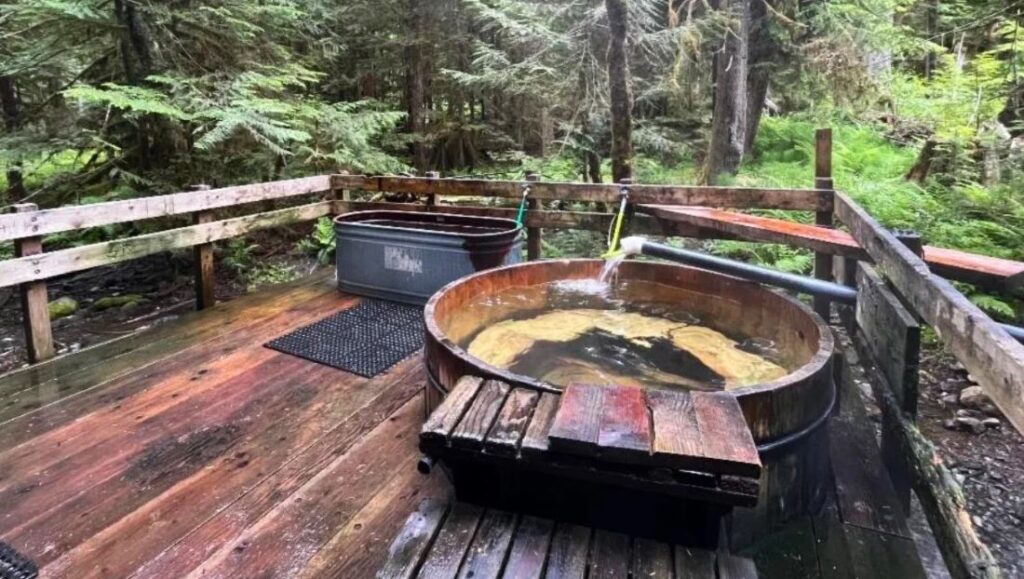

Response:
(297, 217), (337, 264)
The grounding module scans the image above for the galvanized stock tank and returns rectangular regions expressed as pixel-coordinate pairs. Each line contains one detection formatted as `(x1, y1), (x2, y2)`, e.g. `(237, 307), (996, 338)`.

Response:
(334, 211), (523, 305)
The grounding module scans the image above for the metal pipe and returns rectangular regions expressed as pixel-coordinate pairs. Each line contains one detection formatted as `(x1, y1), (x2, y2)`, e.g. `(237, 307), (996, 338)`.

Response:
(628, 238), (1024, 343)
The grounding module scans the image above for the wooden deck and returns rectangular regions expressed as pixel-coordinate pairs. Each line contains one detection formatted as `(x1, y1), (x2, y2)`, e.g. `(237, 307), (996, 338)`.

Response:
(0, 272), (934, 578)
(0, 272), (446, 578)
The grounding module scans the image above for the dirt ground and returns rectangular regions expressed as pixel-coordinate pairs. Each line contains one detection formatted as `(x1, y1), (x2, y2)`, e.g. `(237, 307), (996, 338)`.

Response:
(914, 343), (1024, 577)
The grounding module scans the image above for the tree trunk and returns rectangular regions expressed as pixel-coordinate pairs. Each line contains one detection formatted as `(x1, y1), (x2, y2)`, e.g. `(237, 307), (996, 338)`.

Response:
(744, 0), (771, 155)
(404, 0), (429, 171)
(703, 0), (749, 185)
(605, 0), (634, 183)
(0, 75), (26, 202)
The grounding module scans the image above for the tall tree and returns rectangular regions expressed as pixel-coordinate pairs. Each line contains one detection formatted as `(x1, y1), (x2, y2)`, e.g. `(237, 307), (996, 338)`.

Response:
(703, 0), (749, 184)
(606, 0), (634, 182)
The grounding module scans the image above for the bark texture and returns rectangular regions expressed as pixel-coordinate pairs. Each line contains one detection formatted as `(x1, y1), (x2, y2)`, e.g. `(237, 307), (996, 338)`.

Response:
(605, 0), (634, 183)
(405, 0), (429, 171)
(744, 0), (771, 154)
(704, 0), (749, 185)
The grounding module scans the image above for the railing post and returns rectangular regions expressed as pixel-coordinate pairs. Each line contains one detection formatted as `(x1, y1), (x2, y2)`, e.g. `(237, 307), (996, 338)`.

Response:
(425, 171), (439, 210)
(525, 172), (541, 260)
(10, 203), (55, 363)
(190, 184), (215, 310)
(813, 128), (835, 320)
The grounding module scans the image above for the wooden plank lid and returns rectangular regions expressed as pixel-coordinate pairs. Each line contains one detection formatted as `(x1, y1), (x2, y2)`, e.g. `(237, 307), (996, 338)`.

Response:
(548, 384), (762, 478)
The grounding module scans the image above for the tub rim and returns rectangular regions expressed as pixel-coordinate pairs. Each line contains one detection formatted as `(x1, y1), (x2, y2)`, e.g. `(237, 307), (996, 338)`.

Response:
(334, 210), (522, 241)
(424, 257), (834, 397)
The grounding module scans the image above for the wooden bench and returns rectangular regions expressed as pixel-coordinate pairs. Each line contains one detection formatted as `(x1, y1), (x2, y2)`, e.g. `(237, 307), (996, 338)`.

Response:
(377, 499), (758, 579)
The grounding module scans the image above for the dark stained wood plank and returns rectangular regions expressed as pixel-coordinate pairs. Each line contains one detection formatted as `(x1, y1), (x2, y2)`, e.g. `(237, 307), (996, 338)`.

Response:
(746, 518), (820, 579)
(674, 545), (715, 579)
(839, 522), (927, 579)
(647, 389), (704, 464)
(691, 392), (761, 478)
(484, 388), (539, 456)
(521, 393), (559, 459)
(588, 529), (630, 579)
(829, 412), (912, 539)
(193, 208), (217, 310)
(717, 552), (759, 579)
(630, 537), (672, 579)
(502, 515), (555, 579)
(855, 263), (920, 414)
(376, 499), (449, 579)
(421, 376), (484, 445)
(417, 503), (484, 579)
(450, 380), (510, 451)
(596, 385), (652, 463)
(543, 523), (591, 579)
(455, 510), (518, 579)
(548, 384), (607, 457)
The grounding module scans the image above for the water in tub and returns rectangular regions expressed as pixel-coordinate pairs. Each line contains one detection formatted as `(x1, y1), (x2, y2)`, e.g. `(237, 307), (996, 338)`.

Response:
(461, 257), (787, 392)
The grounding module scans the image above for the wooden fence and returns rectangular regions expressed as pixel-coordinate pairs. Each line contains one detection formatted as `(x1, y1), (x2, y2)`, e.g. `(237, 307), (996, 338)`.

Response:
(1, 130), (1021, 578)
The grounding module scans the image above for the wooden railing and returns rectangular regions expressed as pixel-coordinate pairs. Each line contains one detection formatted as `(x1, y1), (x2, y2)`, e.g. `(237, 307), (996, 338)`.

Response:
(1, 131), (1021, 578)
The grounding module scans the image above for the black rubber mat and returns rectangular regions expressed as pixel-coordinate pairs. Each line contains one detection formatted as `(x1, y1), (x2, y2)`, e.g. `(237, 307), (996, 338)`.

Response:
(266, 298), (424, 377)
(0, 541), (38, 579)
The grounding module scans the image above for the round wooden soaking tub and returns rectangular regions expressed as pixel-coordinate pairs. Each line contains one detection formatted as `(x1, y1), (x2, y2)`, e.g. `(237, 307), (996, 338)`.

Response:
(423, 259), (836, 541)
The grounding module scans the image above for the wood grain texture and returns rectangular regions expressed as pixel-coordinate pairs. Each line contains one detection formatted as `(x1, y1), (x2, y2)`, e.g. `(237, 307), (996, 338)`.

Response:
(691, 392), (762, 478)
(0, 175), (332, 242)
(836, 190), (1024, 435)
(421, 376), (483, 445)
(717, 552), (759, 579)
(375, 499), (447, 579)
(674, 546), (715, 579)
(521, 392), (559, 459)
(193, 209), (216, 310)
(502, 516), (555, 579)
(543, 523), (591, 579)
(416, 502), (484, 579)
(456, 510), (518, 579)
(450, 380), (510, 450)
(11, 204), (55, 363)
(0, 201), (331, 288)
(597, 385), (652, 463)
(484, 387), (539, 456)
(548, 384), (607, 457)
(647, 389), (704, 463)
(588, 529), (630, 579)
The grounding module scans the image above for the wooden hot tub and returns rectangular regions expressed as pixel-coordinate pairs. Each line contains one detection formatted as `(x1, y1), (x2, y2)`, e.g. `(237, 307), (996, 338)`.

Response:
(423, 259), (836, 543)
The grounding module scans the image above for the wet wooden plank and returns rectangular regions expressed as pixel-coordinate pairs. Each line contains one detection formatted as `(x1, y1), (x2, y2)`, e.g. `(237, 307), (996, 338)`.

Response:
(839, 523), (927, 579)
(648, 389), (704, 464)
(520, 393), (559, 459)
(38, 357), (423, 577)
(455, 510), (517, 579)
(548, 384), (607, 457)
(829, 413), (912, 539)
(376, 499), (448, 579)
(597, 385), (652, 463)
(674, 546), (716, 578)
(588, 529), (631, 579)
(416, 503), (484, 579)
(543, 523), (591, 579)
(450, 380), (510, 451)
(630, 537), (672, 579)
(502, 516), (555, 579)
(421, 376), (484, 445)
(691, 392), (762, 478)
(484, 388), (539, 456)
(747, 518), (820, 579)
